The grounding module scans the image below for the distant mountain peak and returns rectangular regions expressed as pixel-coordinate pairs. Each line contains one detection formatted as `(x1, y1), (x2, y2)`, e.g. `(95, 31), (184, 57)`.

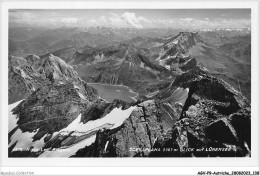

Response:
(39, 54), (77, 83)
(157, 32), (204, 70)
(165, 31), (203, 48)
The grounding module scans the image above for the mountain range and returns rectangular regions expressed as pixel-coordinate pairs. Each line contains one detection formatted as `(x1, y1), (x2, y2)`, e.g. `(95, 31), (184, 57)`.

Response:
(8, 27), (251, 157)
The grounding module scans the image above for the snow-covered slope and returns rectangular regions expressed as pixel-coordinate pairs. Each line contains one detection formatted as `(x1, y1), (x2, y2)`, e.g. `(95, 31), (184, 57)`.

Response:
(9, 100), (136, 157)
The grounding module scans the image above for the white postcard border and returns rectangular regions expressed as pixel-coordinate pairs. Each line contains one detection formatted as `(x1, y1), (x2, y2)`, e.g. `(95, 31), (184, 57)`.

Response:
(1, 0), (259, 169)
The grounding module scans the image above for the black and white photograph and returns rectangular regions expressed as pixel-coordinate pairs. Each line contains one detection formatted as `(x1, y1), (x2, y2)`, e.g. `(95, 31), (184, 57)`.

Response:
(7, 8), (252, 158)
(1, 0), (259, 175)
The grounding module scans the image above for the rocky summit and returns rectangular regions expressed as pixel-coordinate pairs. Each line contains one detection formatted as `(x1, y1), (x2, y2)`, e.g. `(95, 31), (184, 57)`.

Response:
(8, 29), (251, 158)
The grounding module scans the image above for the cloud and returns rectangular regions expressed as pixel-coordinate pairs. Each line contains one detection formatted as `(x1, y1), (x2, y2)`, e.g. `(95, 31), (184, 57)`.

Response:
(96, 12), (151, 29)
(85, 12), (150, 28)
(108, 14), (127, 28)
(121, 12), (149, 28)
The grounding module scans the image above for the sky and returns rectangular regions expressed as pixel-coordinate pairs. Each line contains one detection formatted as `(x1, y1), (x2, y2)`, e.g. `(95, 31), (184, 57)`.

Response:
(9, 9), (251, 29)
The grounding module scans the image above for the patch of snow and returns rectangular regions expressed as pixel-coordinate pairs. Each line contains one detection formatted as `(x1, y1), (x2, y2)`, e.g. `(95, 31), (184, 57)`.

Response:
(39, 135), (96, 157)
(161, 87), (189, 105)
(20, 70), (30, 80)
(9, 100), (137, 157)
(60, 106), (136, 134)
(39, 106), (136, 157)
(146, 90), (159, 98)
(32, 134), (47, 149)
(47, 105), (135, 155)
(165, 65), (171, 70)
(130, 96), (137, 102)
(140, 62), (145, 68)
(139, 100), (154, 107)
(9, 100), (48, 152)
(93, 53), (104, 63)
(104, 141), (109, 153)
(201, 66), (209, 72)
(172, 39), (178, 44)
(73, 84), (80, 89)
(9, 128), (45, 151)
(77, 91), (86, 100)
(141, 64), (160, 75)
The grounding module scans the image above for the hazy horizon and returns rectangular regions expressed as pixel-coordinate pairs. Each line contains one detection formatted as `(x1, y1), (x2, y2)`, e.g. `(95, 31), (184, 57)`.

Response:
(9, 9), (251, 29)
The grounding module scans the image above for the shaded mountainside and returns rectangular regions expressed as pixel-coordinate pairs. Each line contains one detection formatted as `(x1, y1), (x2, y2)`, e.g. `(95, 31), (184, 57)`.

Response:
(189, 39), (251, 100)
